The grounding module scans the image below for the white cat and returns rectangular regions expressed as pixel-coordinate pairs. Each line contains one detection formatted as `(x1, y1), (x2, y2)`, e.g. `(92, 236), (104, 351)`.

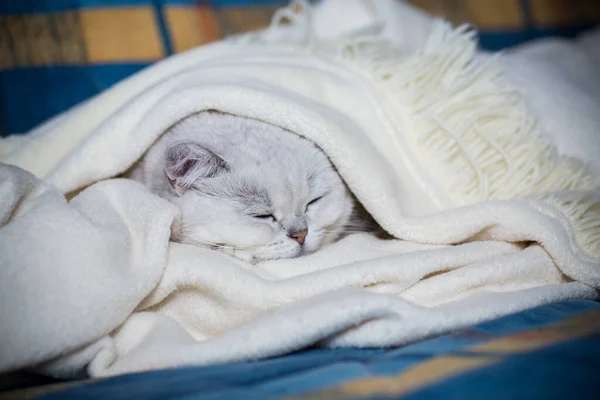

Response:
(128, 111), (376, 263)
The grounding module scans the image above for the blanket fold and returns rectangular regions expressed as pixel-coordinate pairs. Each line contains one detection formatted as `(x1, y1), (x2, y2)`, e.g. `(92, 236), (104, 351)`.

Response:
(1, 0), (599, 378)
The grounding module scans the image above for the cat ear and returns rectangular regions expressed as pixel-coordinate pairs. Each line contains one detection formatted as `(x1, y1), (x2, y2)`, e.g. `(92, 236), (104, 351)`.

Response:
(165, 141), (229, 195)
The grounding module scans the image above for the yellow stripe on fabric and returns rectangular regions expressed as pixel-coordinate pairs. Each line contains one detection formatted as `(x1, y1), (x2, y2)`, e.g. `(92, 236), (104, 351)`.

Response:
(530, 0), (600, 26)
(165, 6), (220, 53)
(469, 310), (600, 354)
(462, 0), (524, 28)
(215, 6), (279, 37)
(530, 0), (570, 26)
(407, 0), (524, 28)
(290, 309), (600, 400)
(336, 355), (496, 398)
(0, 379), (103, 400)
(80, 7), (164, 63)
(197, 7), (221, 44)
(0, 12), (86, 70)
(407, 0), (470, 27)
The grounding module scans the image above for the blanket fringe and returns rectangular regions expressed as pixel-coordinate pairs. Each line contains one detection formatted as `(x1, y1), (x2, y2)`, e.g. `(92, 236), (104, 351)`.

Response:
(231, 0), (600, 258)
(537, 192), (600, 256)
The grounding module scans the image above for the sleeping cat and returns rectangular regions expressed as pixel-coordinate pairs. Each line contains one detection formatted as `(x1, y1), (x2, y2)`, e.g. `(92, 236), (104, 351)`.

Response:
(128, 111), (378, 263)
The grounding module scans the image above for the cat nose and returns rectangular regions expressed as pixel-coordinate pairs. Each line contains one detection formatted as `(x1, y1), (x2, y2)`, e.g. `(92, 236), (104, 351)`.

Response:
(289, 229), (308, 245)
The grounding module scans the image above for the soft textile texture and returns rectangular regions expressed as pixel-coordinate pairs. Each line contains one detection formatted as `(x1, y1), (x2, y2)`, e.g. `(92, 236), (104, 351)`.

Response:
(1, 0), (599, 378)
(4, 301), (599, 399)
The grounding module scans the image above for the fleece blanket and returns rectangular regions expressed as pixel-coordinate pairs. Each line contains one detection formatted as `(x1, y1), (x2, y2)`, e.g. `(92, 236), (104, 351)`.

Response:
(1, 0), (599, 378)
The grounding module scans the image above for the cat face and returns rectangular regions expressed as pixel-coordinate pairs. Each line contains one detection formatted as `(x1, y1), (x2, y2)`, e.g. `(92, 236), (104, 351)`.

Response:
(160, 114), (355, 263)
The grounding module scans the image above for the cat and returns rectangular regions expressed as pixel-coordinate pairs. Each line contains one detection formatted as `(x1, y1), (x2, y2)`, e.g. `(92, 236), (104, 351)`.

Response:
(128, 111), (380, 263)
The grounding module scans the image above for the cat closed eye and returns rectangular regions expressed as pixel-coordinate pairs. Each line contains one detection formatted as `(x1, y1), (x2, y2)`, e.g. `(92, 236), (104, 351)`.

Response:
(253, 214), (276, 222)
(305, 196), (323, 211)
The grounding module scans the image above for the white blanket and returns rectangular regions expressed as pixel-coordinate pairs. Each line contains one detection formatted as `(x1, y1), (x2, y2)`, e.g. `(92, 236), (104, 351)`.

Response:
(1, 0), (599, 379)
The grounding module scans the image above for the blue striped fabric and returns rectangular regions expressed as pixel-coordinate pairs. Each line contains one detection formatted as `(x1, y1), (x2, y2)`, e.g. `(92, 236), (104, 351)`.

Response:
(2, 300), (598, 399)
(1, 0), (598, 136)
(0, 0), (287, 135)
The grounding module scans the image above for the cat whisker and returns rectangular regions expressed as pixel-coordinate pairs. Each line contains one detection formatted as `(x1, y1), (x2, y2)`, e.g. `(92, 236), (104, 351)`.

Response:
(178, 223), (263, 252)
(321, 228), (369, 234)
(184, 238), (231, 249)
(183, 236), (247, 250)
(254, 244), (274, 256)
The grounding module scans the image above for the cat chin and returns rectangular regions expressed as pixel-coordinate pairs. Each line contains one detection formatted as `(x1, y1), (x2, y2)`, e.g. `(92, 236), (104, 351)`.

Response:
(218, 243), (311, 264)
(225, 228), (342, 264)
(228, 250), (303, 265)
